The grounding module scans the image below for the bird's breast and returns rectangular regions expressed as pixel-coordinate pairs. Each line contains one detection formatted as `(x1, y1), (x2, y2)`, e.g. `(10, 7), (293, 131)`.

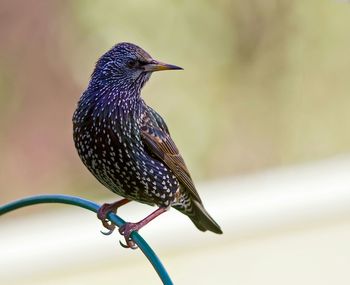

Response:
(73, 98), (179, 206)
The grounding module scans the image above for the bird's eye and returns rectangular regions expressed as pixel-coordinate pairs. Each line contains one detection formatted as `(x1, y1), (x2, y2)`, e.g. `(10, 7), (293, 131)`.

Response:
(126, 59), (138, 69)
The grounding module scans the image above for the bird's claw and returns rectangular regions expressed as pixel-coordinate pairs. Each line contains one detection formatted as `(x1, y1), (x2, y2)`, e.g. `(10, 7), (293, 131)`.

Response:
(97, 202), (123, 235)
(100, 227), (115, 236)
(119, 239), (137, 249)
(99, 218), (116, 235)
(118, 222), (139, 249)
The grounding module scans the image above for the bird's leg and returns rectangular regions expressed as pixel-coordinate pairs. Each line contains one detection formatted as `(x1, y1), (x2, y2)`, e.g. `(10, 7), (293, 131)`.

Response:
(97, 198), (130, 235)
(119, 207), (168, 249)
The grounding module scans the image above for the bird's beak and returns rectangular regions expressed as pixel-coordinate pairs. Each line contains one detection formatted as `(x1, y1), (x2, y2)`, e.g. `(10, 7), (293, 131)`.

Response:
(143, 60), (183, 72)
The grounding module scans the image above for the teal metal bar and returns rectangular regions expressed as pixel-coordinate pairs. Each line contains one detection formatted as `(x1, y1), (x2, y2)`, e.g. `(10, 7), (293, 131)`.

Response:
(0, 194), (173, 285)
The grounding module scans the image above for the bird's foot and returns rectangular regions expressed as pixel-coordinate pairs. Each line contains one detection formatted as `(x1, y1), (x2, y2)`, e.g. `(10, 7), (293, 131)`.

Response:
(115, 207), (167, 249)
(97, 199), (130, 235)
(118, 222), (140, 249)
(97, 204), (116, 235)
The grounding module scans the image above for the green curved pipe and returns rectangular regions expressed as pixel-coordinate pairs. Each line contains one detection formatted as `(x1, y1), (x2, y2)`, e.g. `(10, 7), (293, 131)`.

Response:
(0, 194), (173, 285)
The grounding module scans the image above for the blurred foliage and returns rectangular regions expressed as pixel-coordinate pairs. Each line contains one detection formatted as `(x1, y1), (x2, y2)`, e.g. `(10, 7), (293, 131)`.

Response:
(1, 0), (350, 202)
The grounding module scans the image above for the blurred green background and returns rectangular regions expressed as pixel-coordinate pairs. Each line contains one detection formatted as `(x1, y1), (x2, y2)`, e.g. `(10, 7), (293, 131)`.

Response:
(2, 1), (350, 285)
(1, 0), (350, 202)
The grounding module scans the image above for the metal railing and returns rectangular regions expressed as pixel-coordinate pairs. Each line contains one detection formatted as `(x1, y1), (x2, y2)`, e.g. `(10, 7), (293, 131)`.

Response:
(0, 194), (173, 285)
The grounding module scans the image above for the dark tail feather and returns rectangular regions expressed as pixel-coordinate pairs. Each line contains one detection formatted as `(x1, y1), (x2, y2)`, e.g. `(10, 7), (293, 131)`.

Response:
(189, 200), (223, 234)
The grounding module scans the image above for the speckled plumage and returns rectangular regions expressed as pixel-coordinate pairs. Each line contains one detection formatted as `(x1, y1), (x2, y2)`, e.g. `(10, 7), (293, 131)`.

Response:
(73, 42), (222, 236)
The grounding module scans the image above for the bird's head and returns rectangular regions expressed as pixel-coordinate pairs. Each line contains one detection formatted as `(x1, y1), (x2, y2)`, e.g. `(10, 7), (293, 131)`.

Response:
(91, 42), (182, 92)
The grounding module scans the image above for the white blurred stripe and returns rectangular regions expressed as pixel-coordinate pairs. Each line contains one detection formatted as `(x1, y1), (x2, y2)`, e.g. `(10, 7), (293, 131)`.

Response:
(1, 155), (350, 282)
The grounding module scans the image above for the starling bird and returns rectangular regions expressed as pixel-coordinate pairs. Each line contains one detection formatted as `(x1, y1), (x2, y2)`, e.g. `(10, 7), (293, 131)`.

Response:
(73, 42), (222, 248)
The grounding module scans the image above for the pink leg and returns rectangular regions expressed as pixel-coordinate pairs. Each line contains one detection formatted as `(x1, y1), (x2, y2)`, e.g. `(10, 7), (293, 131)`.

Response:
(97, 198), (130, 235)
(119, 207), (168, 249)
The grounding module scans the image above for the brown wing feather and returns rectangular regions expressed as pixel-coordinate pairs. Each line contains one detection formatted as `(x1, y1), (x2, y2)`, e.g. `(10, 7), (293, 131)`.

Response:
(140, 122), (202, 203)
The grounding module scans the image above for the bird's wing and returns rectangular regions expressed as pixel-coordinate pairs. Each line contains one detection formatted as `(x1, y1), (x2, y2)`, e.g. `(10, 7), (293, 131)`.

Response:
(141, 107), (202, 202)
(141, 105), (170, 134)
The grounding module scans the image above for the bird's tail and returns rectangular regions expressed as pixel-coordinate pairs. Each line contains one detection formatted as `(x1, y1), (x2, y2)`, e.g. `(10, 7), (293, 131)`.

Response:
(174, 199), (223, 234)
(190, 200), (223, 234)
